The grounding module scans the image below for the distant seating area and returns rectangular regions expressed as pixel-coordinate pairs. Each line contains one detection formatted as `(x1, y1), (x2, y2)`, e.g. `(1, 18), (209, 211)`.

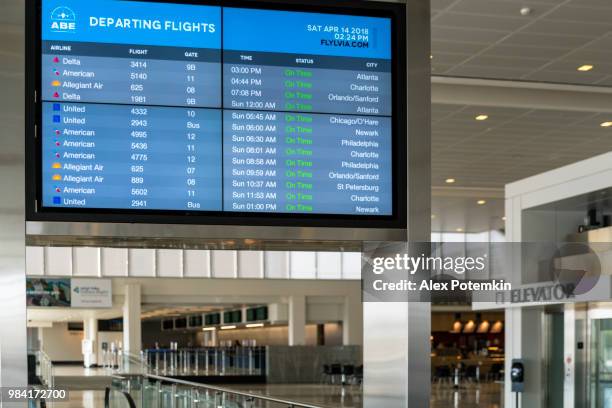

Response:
(432, 362), (504, 384)
(323, 363), (363, 385)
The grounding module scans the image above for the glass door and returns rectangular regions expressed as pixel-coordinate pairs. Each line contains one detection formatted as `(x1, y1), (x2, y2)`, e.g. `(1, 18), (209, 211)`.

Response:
(591, 319), (612, 407)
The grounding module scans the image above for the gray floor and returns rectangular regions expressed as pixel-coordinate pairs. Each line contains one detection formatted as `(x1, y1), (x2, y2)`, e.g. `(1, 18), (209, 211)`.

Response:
(229, 384), (363, 407)
(431, 383), (503, 408)
(53, 383), (503, 407)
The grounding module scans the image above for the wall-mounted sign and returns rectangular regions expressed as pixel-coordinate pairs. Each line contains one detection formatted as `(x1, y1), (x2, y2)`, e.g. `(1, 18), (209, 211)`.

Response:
(26, 278), (111, 308)
(26, 278), (71, 307)
(71, 278), (112, 308)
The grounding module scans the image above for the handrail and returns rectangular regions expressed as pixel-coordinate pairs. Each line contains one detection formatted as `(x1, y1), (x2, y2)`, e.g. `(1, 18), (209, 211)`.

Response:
(121, 391), (137, 408)
(104, 386), (136, 408)
(104, 387), (110, 408)
(143, 373), (327, 408)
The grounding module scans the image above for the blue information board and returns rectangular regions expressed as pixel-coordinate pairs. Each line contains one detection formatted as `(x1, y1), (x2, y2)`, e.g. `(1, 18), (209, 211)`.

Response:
(40, 0), (394, 216)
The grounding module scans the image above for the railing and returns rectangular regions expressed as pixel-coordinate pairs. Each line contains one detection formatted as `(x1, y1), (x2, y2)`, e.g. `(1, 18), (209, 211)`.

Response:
(112, 373), (326, 408)
(37, 350), (55, 389)
(141, 347), (266, 377)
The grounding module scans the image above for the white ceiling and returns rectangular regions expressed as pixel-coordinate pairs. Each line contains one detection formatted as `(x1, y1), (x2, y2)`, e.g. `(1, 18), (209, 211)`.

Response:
(432, 0), (612, 85)
(431, 102), (612, 189)
(27, 302), (258, 323)
(431, 189), (505, 233)
(27, 307), (123, 324)
(429, 0), (612, 231)
(27, 303), (254, 324)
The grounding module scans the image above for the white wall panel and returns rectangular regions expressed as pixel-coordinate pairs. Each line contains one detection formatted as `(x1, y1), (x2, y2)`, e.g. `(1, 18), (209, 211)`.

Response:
(211, 250), (237, 278)
(44, 246), (72, 276)
(264, 251), (290, 279)
(237, 251), (264, 278)
(289, 251), (316, 279)
(101, 248), (128, 277)
(128, 248), (156, 277)
(316, 252), (342, 279)
(29, 246), (362, 280)
(156, 249), (183, 278)
(73, 247), (100, 277)
(307, 303), (343, 322)
(26, 246), (44, 276)
(342, 252), (361, 280)
(183, 250), (211, 278)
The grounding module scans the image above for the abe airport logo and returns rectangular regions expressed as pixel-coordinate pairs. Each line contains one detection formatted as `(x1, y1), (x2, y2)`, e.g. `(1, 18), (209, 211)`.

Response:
(50, 6), (76, 33)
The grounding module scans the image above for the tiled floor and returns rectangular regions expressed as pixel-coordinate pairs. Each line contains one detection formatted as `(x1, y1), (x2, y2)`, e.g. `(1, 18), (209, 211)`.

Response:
(229, 384), (363, 407)
(431, 383), (503, 408)
(50, 383), (503, 407)
(230, 383), (503, 408)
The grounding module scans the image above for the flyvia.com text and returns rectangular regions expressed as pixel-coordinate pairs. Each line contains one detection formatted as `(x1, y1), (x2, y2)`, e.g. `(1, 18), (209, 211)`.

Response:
(371, 253), (487, 275)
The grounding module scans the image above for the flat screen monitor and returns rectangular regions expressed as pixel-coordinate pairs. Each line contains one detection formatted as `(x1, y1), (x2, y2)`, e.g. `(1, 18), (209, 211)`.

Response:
(205, 313), (220, 326)
(26, 0), (409, 240)
(174, 317), (187, 329)
(161, 319), (173, 331)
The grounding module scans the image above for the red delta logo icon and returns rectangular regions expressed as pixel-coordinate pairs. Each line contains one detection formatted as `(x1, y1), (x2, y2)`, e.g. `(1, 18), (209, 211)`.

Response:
(50, 6), (76, 33)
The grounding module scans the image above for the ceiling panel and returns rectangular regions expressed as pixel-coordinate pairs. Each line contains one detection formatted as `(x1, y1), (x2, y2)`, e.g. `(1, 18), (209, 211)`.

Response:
(431, 0), (612, 85)
(431, 194), (505, 233)
(448, 0), (556, 16)
(433, 12), (527, 31)
(431, 103), (611, 189)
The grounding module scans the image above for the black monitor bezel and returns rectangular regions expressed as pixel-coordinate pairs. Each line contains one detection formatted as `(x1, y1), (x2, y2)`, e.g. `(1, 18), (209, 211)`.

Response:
(25, 0), (407, 231)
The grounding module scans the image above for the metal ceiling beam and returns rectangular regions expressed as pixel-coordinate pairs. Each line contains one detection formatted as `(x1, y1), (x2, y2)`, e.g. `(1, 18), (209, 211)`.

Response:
(432, 76), (612, 112)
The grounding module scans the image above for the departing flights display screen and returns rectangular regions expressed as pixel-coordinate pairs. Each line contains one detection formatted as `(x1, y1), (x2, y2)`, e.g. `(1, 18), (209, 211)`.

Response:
(33, 0), (405, 224)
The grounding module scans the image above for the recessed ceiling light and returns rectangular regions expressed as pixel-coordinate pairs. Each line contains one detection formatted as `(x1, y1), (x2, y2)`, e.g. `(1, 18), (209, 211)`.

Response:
(475, 114), (489, 121)
(445, 178), (456, 184)
(430, 54), (433, 60)
(601, 122), (612, 128)
(431, 214), (436, 219)
(577, 64), (594, 72)
(477, 200), (486, 205)
(456, 228), (464, 233)
(502, 216), (507, 221)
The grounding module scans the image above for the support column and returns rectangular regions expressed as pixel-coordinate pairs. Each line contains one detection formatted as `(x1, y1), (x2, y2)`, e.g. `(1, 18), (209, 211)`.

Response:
(343, 292), (363, 346)
(361, 0), (431, 405)
(505, 307), (545, 408)
(288, 295), (306, 346)
(0, 0), (27, 388)
(364, 301), (430, 407)
(83, 317), (98, 368)
(123, 284), (142, 355)
(211, 329), (218, 347)
(203, 329), (218, 347)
